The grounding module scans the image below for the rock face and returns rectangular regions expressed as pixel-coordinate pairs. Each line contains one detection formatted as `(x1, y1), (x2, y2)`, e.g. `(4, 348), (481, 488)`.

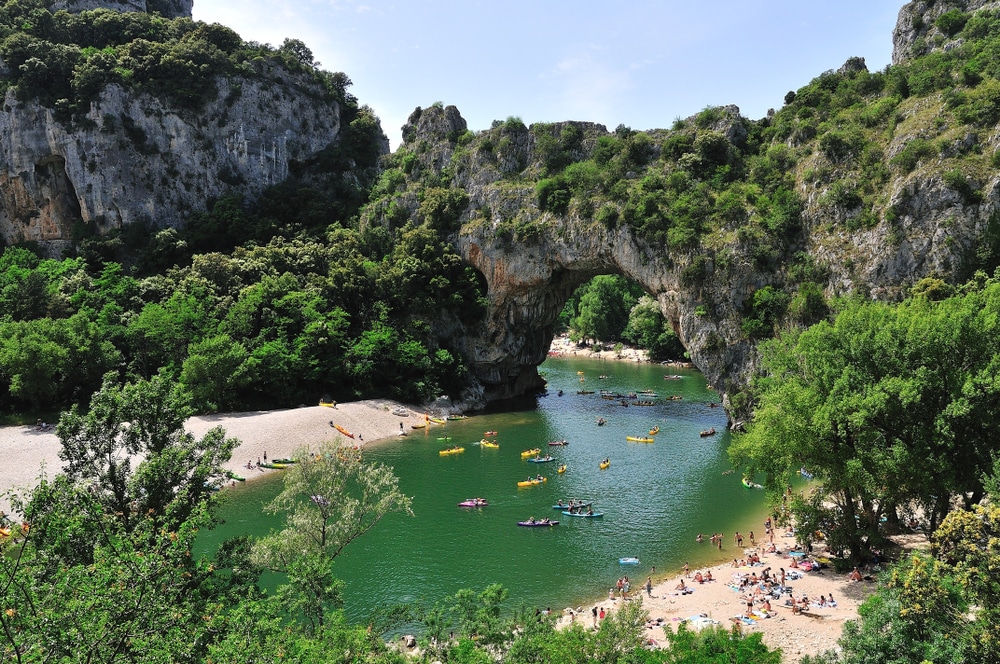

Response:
(892, 0), (1000, 64)
(0, 60), (341, 254)
(47, 0), (193, 19)
(395, 93), (999, 415)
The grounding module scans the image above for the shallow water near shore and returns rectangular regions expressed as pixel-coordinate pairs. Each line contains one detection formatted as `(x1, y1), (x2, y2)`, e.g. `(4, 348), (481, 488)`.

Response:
(198, 356), (773, 621)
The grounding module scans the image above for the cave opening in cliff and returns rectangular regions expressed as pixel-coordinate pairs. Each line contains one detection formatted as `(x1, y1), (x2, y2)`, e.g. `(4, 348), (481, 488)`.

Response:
(555, 274), (685, 363)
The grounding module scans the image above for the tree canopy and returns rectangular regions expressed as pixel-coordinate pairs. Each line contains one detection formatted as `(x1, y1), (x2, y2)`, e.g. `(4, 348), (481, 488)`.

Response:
(730, 271), (1000, 562)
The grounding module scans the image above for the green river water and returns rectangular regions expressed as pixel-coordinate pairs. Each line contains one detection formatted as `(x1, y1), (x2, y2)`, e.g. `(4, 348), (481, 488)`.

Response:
(197, 355), (772, 621)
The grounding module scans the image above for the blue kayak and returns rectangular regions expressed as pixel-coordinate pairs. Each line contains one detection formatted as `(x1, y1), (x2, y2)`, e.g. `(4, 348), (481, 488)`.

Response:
(527, 456), (555, 463)
(619, 557), (640, 565)
(562, 511), (603, 518)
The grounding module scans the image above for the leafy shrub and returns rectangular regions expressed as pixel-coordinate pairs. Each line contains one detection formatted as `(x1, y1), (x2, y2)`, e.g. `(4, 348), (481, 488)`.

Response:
(681, 255), (710, 286)
(819, 180), (863, 210)
(741, 285), (790, 339)
(953, 78), (1000, 126)
(936, 9), (969, 36)
(891, 138), (936, 172)
(418, 187), (470, 232)
(789, 281), (829, 325)
(694, 106), (724, 128)
(819, 128), (865, 162)
(759, 186), (803, 236)
(859, 95), (901, 127)
(536, 177), (571, 215)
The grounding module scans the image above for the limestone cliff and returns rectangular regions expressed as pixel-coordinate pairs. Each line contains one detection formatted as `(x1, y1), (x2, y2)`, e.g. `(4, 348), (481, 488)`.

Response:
(47, 0), (192, 19)
(892, 0), (1000, 64)
(0, 59), (343, 254)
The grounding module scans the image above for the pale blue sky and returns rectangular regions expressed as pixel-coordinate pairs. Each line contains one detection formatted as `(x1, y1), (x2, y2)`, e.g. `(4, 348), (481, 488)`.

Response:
(194, 1), (903, 150)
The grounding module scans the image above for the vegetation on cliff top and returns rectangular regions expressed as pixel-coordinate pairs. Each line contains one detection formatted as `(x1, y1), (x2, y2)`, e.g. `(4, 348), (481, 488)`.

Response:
(0, 0), (352, 112)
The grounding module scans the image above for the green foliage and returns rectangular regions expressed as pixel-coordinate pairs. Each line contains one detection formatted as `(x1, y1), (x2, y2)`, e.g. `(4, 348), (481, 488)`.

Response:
(788, 281), (829, 326)
(0, 1), (344, 116)
(418, 186), (470, 233)
(890, 137), (936, 173)
(942, 168), (983, 204)
(660, 624), (782, 663)
(741, 285), (790, 339)
(834, 554), (968, 664)
(936, 9), (970, 36)
(55, 372), (238, 533)
(819, 180), (863, 210)
(730, 275), (1000, 561)
(624, 296), (685, 361)
(570, 275), (643, 344)
(536, 176), (572, 214)
(534, 123), (584, 175)
(819, 127), (865, 162)
(0, 496), (226, 662)
(251, 440), (412, 631)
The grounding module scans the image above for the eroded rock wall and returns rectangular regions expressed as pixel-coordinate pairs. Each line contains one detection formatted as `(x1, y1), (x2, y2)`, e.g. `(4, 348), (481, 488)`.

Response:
(0, 60), (341, 253)
(47, 0), (193, 19)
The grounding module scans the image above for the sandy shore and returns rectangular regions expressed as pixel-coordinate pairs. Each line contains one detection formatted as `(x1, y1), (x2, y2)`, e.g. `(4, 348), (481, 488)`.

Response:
(0, 399), (425, 515)
(548, 334), (654, 364)
(560, 537), (886, 662)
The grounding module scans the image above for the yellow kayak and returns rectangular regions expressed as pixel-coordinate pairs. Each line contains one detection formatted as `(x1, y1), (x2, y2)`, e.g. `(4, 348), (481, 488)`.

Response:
(557, 464), (567, 474)
(439, 447), (465, 456)
(649, 426), (660, 436)
(480, 440), (499, 448)
(626, 436), (654, 443)
(520, 448), (541, 458)
(517, 477), (548, 487)
(599, 460), (610, 470)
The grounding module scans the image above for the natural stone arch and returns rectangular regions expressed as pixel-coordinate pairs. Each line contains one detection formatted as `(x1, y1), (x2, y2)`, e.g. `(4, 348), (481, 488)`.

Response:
(455, 219), (752, 411)
(394, 104), (760, 415)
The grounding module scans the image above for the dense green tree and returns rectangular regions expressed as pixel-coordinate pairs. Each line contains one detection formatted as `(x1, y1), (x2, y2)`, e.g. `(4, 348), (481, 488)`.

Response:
(731, 275), (1000, 561)
(932, 491), (1000, 663)
(624, 295), (685, 361)
(573, 275), (643, 345)
(659, 624), (782, 663)
(251, 440), (412, 631)
(179, 333), (250, 411)
(0, 311), (120, 410)
(831, 555), (967, 664)
(55, 372), (237, 533)
(0, 495), (224, 662)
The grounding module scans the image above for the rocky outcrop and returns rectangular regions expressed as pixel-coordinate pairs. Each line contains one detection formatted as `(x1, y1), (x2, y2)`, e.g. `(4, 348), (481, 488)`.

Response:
(47, 0), (193, 19)
(892, 0), (1000, 64)
(0, 59), (342, 253)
